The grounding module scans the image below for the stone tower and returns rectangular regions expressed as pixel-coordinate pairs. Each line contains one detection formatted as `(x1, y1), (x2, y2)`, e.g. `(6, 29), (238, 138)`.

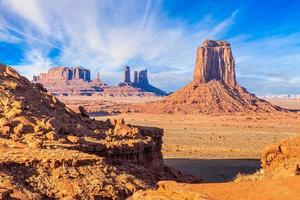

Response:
(193, 39), (237, 87)
(137, 70), (149, 86)
(96, 72), (101, 82)
(124, 66), (131, 83)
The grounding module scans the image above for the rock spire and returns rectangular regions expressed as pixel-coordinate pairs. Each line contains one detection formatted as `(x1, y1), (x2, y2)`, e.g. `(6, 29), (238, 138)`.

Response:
(193, 39), (237, 87)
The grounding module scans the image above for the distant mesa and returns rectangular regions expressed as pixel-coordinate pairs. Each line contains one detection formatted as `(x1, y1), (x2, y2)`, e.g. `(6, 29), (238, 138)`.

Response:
(32, 65), (167, 97)
(33, 66), (92, 82)
(130, 39), (286, 114)
(119, 66), (167, 96)
(33, 66), (105, 96)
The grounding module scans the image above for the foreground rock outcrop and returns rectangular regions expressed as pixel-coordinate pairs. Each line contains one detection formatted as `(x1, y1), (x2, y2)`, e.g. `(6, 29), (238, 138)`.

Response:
(0, 64), (194, 199)
(262, 135), (300, 178)
(130, 39), (285, 114)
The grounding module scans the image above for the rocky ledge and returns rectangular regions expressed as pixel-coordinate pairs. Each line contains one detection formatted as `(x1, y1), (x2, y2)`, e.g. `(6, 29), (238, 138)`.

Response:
(0, 64), (195, 199)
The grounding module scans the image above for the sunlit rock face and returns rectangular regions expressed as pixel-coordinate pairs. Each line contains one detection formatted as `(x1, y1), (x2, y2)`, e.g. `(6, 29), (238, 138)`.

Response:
(33, 66), (91, 82)
(193, 39), (237, 88)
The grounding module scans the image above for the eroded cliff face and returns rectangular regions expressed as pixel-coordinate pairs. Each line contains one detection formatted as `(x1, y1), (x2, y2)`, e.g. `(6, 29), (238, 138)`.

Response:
(33, 66), (91, 82)
(194, 40), (237, 87)
(0, 64), (191, 199)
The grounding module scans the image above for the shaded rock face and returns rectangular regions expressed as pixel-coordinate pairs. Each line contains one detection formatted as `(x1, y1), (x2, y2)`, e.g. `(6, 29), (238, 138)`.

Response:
(194, 39), (237, 87)
(119, 66), (167, 96)
(33, 67), (91, 82)
(124, 66), (131, 83)
(134, 70), (149, 86)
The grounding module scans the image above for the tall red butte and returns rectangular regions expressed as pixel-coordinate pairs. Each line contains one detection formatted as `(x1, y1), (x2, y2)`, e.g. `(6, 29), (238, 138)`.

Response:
(131, 39), (285, 114)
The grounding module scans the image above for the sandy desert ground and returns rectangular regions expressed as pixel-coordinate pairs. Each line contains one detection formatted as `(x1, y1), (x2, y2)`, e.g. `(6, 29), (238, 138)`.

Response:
(95, 108), (300, 183)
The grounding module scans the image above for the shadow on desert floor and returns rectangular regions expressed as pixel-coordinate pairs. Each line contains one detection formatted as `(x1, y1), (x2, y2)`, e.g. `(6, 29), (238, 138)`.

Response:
(89, 111), (120, 117)
(164, 158), (261, 183)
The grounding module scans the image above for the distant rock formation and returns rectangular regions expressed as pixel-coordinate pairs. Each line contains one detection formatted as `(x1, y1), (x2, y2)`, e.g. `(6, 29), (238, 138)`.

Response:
(129, 39), (286, 114)
(33, 66), (91, 82)
(194, 40), (236, 87)
(124, 66), (131, 83)
(119, 66), (167, 96)
(134, 70), (149, 85)
(33, 66), (104, 96)
(33, 66), (165, 97)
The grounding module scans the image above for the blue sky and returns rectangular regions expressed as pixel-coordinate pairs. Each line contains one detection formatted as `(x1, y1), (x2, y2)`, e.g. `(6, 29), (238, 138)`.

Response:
(0, 0), (300, 95)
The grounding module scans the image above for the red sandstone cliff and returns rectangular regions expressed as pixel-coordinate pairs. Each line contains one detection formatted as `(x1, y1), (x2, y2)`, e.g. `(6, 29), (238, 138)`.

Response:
(194, 40), (236, 87)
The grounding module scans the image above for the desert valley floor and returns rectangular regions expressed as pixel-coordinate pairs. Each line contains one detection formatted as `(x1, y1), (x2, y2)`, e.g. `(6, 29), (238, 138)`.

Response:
(95, 100), (300, 183)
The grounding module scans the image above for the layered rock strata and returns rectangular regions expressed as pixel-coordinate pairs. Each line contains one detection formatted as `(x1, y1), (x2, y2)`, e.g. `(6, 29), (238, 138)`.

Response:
(33, 66), (104, 96)
(194, 40), (236, 87)
(0, 64), (193, 199)
(33, 66), (91, 82)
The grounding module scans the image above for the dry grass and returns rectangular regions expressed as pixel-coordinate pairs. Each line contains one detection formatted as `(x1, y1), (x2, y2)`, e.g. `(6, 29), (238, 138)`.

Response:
(234, 170), (268, 182)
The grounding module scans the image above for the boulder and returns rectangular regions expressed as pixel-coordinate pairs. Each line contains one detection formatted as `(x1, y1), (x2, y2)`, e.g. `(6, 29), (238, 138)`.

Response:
(4, 66), (20, 79)
(79, 106), (89, 118)
(261, 135), (300, 178)
(46, 131), (58, 140)
(67, 135), (81, 143)
(0, 126), (10, 135)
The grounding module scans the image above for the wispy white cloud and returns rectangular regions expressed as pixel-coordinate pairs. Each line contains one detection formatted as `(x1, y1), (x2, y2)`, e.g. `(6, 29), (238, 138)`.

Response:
(3, 0), (50, 34)
(13, 49), (53, 77)
(0, 28), (21, 43)
(232, 33), (300, 94)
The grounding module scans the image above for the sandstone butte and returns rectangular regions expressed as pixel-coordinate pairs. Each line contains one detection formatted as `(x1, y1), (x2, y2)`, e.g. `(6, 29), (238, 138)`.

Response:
(0, 64), (195, 199)
(130, 39), (286, 114)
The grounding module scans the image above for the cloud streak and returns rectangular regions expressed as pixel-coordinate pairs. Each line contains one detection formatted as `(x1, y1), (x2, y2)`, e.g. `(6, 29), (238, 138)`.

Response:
(231, 33), (300, 94)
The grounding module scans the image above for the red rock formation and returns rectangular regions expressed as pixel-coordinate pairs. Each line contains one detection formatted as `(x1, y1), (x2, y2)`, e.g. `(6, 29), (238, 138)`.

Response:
(261, 135), (300, 178)
(119, 67), (167, 96)
(33, 66), (105, 96)
(194, 40), (236, 87)
(0, 64), (194, 199)
(129, 40), (286, 114)
(33, 66), (91, 82)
